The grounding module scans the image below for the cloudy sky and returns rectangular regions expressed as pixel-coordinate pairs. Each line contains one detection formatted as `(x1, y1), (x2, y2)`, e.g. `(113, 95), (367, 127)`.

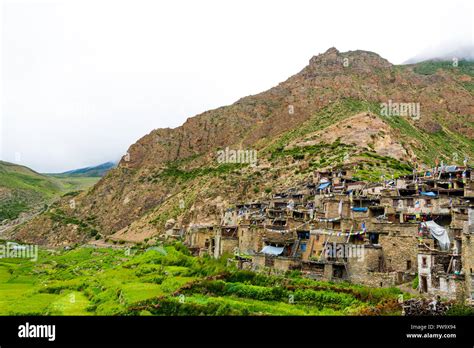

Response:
(1, 0), (472, 172)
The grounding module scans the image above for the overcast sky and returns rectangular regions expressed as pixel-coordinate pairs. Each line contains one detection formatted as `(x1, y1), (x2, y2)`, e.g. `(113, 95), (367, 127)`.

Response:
(1, 0), (472, 173)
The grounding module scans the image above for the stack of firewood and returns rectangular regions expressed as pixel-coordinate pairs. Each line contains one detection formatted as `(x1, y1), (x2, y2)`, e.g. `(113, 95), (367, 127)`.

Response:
(403, 298), (451, 316)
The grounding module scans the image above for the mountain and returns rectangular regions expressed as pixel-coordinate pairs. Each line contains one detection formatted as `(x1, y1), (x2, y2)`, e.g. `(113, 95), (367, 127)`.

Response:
(57, 162), (117, 177)
(8, 47), (474, 246)
(0, 160), (62, 221)
(0, 161), (101, 222)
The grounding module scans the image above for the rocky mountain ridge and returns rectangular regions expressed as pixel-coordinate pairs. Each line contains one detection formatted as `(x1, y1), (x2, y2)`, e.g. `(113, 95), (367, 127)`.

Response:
(7, 47), (473, 246)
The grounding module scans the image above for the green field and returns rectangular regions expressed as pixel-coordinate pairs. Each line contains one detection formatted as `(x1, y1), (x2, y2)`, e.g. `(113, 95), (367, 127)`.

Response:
(0, 243), (409, 316)
(0, 161), (100, 220)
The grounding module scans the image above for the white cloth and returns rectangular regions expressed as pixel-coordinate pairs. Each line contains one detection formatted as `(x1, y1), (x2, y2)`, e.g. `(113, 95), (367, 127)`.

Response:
(422, 221), (450, 251)
(261, 246), (284, 255)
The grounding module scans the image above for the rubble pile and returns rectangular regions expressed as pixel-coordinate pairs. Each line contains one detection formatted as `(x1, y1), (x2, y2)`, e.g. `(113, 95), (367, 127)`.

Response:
(403, 298), (451, 316)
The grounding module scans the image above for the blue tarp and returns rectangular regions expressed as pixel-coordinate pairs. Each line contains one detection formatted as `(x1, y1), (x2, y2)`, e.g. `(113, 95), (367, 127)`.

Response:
(421, 191), (437, 197)
(352, 207), (368, 212)
(317, 182), (331, 190)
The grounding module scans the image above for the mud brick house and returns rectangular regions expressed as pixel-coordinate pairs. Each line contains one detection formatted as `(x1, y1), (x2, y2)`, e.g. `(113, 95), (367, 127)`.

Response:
(186, 224), (216, 256)
(213, 225), (239, 258)
(182, 165), (474, 302)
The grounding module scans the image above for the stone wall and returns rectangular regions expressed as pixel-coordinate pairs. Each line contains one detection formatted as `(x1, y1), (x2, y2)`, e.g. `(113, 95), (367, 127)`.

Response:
(462, 220), (474, 301)
(348, 244), (382, 274)
(252, 254), (266, 270)
(239, 226), (264, 254)
(219, 237), (238, 256)
(189, 230), (213, 249)
(379, 234), (418, 273)
(273, 257), (301, 273)
(350, 271), (398, 287)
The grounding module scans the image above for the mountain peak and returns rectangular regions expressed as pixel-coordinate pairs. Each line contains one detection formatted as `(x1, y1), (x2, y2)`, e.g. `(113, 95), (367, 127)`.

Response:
(307, 48), (392, 75)
(323, 47), (340, 55)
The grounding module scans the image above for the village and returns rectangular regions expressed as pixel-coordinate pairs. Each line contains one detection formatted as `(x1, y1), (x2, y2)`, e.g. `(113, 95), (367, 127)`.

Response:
(177, 164), (474, 304)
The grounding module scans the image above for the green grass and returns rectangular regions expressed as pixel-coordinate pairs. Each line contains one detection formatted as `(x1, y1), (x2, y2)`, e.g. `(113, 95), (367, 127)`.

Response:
(380, 114), (474, 166)
(46, 209), (99, 238)
(413, 60), (474, 77)
(0, 161), (100, 221)
(412, 60), (474, 94)
(263, 98), (378, 157)
(0, 242), (405, 316)
(0, 161), (61, 197)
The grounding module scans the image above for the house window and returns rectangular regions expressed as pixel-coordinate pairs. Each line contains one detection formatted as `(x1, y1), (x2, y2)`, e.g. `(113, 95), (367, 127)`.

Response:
(300, 243), (307, 252)
(369, 233), (379, 244)
(333, 266), (344, 278)
(406, 260), (412, 270)
(407, 199), (414, 207)
(422, 257), (427, 268)
(298, 231), (310, 240)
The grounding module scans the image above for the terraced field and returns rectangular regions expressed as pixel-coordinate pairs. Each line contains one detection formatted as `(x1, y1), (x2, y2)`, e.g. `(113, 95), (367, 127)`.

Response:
(0, 243), (407, 316)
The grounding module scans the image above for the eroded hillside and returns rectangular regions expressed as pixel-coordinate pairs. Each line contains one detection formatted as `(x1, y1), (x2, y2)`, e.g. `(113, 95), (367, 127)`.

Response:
(7, 48), (474, 246)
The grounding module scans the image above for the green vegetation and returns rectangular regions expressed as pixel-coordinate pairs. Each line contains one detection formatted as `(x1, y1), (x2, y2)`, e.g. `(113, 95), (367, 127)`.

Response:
(0, 193), (31, 221)
(413, 60), (474, 77)
(412, 60), (474, 94)
(0, 161), (100, 221)
(0, 243), (405, 316)
(0, 161), (62, 198)
(380, 114), (474, 166)
(159, 163), (244, 182)
(46, 209), (99, 237)
(264, 98), (379, 157)
(352, 152), (413, 182)
(144, 160), (245, 184)
(446, 303), (474, 316)
(412, 275), (419, 290)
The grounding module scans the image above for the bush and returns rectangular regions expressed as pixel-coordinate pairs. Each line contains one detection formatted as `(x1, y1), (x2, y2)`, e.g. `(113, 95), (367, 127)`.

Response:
(446, 304), (474, 316)
(412, 275), (419, 290)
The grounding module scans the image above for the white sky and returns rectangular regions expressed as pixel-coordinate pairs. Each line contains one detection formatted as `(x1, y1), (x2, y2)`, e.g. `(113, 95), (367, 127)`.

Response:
(1, 0), (473, 172)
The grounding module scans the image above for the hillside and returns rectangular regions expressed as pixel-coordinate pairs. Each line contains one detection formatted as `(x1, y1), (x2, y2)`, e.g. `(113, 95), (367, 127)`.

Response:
(8, 47), (474, 246)
(0, 161), (99, 222)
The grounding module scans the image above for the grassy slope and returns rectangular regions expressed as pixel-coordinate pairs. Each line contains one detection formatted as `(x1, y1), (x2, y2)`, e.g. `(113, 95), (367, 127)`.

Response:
(0, 161), (61, 198)
(0, 243), (405, 316)
(393, 60), (474, 165)
(0, 161), (100, 220)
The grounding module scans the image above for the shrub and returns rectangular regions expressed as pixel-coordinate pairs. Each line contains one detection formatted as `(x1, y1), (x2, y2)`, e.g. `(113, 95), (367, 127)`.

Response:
(412, 275), (419, 290)
(446, 304), (474, 316)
